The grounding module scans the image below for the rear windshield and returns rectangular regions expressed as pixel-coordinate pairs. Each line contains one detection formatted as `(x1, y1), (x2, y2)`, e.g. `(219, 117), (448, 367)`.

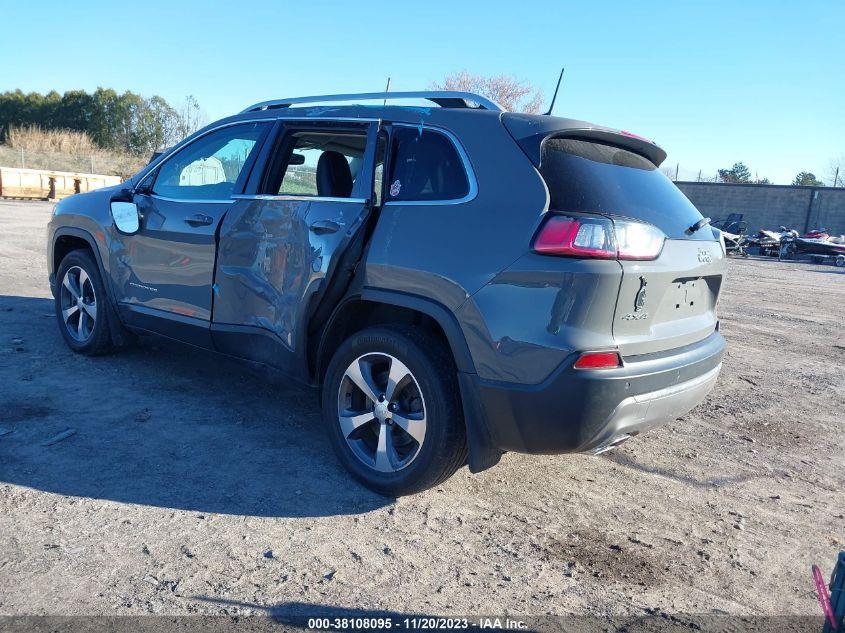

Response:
(539, 138), (717, 240)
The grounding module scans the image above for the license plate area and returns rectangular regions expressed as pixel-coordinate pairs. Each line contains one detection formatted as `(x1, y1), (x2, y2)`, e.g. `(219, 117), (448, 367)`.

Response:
(665, 277), (708, 316)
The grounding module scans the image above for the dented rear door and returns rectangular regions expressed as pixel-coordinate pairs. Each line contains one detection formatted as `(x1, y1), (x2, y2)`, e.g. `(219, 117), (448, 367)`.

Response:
(211, 121), (379, 377)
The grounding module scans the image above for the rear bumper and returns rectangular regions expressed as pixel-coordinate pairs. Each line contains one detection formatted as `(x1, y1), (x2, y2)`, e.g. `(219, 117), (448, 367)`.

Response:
(472, 330), (725, 454)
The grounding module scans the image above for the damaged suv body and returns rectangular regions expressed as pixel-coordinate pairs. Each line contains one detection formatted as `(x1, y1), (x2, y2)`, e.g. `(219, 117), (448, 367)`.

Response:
(47, 91), (726, 495)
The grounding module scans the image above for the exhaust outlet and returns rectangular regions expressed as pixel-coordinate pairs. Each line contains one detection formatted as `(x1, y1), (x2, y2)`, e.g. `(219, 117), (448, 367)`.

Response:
(589, 433), (632, 455)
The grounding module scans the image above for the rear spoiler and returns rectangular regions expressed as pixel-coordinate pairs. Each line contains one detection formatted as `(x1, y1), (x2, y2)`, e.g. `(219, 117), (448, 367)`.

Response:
(501, 112), (668, 167)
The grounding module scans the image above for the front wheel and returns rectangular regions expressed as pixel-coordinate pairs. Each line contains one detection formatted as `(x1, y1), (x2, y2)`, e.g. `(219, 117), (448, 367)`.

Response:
(322, 326), (467, 496)
(54, 249), (115, 355)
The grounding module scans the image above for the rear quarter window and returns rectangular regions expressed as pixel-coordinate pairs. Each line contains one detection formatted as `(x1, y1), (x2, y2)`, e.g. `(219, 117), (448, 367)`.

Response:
(386, 128), (469, 202)
(540, 138), (716, 240)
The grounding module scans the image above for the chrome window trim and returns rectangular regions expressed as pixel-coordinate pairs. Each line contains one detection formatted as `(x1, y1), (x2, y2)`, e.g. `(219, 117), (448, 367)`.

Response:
(232, 194), (367, 204)
(149, 194), (233, 204)
(382, 124), (478, 206)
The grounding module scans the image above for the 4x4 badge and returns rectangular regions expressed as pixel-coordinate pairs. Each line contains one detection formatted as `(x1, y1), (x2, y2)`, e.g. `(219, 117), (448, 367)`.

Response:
(634, 276), (648, 312)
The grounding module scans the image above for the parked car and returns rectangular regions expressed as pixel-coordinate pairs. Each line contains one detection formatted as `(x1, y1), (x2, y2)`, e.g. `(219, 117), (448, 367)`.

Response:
(47, 91), (727, 495)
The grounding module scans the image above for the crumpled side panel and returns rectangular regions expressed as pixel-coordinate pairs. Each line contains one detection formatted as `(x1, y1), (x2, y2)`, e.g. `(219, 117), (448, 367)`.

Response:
(213, 197), (366, 376)
(213, 198), (317, 350)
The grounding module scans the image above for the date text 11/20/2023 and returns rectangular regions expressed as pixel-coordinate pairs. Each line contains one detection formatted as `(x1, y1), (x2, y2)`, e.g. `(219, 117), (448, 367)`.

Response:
(306, 616), (528, 630)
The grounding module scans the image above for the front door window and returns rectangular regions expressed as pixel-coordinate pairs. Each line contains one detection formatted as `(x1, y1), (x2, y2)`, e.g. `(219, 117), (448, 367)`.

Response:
(151, 122), (268, 200)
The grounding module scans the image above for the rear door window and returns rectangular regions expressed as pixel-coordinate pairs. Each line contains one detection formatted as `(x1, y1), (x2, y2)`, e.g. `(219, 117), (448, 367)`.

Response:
(280, 131), (366, 197)
(262, 128), (373, 199)
(539, 138), (716, 240)
(386, 127), (469, 202)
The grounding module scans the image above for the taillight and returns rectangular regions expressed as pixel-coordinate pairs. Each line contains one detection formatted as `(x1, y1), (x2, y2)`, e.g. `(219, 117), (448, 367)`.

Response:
(573, 351), (622, 369)
(613, 218), (665, 260)
(533, 215), (616, 258)
(532, 214), (665, 261)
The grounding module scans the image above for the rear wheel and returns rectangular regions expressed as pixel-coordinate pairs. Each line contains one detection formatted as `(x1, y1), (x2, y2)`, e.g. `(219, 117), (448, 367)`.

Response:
(55, 249), (115, 355)
(322, 326), (467, 496)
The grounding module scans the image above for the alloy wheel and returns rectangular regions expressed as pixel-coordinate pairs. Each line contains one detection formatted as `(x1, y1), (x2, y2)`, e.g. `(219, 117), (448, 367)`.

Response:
(337, 353), (427, 473)
(60, 265), (97, 342)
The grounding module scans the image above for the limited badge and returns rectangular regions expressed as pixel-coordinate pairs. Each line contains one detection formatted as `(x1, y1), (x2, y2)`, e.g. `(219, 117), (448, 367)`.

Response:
(389, 179), (401, 197)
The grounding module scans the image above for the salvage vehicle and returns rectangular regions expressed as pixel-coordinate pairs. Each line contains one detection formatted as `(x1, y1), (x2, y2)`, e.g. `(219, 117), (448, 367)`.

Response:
(780, 231), (845, 267)
(756, 226), (795, 257)
(47, 91), (726, 495)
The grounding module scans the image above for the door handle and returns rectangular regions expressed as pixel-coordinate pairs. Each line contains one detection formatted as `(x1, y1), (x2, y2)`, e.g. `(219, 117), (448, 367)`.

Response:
(309, 219), (342, 235)
(185, 213), (214, 227)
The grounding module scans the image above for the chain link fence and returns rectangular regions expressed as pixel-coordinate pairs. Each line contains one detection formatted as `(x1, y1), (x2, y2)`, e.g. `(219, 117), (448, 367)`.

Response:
(0, 146), (145, 177)
(663, 163), (844, 187)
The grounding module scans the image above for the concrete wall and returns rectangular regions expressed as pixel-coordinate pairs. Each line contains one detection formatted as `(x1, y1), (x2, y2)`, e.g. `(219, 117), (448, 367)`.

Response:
(676, 182), (845, 235)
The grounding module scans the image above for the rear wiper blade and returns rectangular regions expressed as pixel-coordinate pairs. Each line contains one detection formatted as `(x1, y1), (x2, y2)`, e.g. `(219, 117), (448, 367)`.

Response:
(688, 217), (712, 234)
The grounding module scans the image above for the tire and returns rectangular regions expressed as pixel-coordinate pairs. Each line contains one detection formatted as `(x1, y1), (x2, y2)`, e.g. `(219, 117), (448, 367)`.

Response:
(835, 256), (845, 268)
(321, 326), (467, 496)
(54, 249), (116, 355)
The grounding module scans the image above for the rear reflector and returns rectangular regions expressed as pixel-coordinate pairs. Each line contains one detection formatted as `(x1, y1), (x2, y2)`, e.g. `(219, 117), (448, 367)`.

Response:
(573, 351), (622, 369)
(533, 214), (665, 261)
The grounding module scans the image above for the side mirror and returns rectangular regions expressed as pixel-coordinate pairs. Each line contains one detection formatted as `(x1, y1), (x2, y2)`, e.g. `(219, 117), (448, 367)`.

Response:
(110, 201), (140, 234)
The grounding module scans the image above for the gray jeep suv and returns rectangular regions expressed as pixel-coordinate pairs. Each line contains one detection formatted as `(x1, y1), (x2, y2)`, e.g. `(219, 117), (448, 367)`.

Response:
(47, 91), (726, 495)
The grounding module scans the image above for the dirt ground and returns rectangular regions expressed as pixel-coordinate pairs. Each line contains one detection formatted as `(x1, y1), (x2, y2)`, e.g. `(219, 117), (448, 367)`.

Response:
(0, 199), (842, 620)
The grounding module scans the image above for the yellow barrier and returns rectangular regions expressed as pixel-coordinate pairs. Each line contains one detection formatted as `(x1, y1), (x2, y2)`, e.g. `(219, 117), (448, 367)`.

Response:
(0, 167), (123, 200)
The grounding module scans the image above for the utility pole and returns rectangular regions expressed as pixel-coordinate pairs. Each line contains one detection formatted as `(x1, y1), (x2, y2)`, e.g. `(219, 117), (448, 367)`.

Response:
(383, 77), (391, 106)
(675, 163), (679, 181)
(20, 148), (25, 169)
(834, 166), (840, 188)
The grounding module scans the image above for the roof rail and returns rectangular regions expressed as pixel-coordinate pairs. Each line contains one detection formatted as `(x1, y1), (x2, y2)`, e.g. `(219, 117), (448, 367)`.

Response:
(240, 91), (504, 114)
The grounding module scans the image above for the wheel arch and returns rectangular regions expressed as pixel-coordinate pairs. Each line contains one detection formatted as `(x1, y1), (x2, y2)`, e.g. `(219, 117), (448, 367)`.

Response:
(313, 289), (502, 474)
(52, 229), (95, 274)
(314, 289), (475, 385)
(51, 227), (116, 308)
(51, 227), (133, 348)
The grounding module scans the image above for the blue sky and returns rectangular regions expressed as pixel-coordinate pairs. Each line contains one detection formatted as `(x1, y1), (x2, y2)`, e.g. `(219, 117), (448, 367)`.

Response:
(2, 0), (842, 184)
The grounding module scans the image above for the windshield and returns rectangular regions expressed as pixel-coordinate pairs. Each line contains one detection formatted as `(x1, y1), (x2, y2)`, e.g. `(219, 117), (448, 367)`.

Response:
(539, 138), (717, 241)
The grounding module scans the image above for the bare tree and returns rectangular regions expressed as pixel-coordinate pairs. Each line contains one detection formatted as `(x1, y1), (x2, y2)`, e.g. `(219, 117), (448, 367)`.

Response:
(430, 71), (544, 113)
(827, 155), (844, 187)
(175, 95), (206, 141)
